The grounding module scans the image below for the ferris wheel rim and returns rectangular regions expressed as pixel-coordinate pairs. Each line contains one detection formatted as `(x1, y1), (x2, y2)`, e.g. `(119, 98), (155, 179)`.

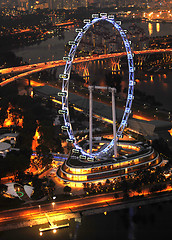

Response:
(60, 15), (135, 157)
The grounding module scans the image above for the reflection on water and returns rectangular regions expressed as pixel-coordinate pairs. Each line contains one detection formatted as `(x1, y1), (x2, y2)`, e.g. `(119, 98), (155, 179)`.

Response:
(71, 221), (80, 240)
(162, 82), (168, 88)
(156, 23), (160, 33)
(163, 74), (167, 79)
(158, 74), (162, 82)
(150, 75), (153, 82)
(148, 23), (153, 36)
(13, 28), (76, 64)
(86, 61), (172, 110)
(132, 71), (172, 109)
(128, 207), (135, 240)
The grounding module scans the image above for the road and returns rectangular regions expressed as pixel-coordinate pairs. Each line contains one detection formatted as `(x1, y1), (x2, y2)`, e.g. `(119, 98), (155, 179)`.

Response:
(0, 192), (118, 228)
(1, 188), (172, 231)
(0, 48), (171, 87)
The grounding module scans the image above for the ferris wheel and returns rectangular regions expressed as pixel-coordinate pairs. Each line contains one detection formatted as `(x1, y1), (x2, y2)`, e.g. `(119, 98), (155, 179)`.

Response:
(58, 13), (135, 158)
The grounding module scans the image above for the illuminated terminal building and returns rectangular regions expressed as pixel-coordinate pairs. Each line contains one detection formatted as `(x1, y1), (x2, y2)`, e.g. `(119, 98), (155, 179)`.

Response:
(57, 141), (162, 187)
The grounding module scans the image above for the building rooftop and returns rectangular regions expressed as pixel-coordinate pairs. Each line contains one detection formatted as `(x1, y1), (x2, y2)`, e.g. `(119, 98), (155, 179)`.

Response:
(131, 118), (172, 130)
(0, 142), (11, 151)
(0, 132), (18, 142)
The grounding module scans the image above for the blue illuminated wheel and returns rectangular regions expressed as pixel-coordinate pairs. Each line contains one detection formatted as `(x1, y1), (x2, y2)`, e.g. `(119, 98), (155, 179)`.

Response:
(59, 13), (134, 157)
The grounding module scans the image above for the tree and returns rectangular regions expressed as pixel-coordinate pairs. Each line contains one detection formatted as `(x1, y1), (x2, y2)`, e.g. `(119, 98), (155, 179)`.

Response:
(83, 183), (88, 193)
(0, 184), (7, 194)
(63, 186), (72, 194)
(36, 144), (53, 167)
(121, 179), (129, 194)
(130, 178), (141, 192)
(47, 179), (55, 197)
(106, 179), (110, 184)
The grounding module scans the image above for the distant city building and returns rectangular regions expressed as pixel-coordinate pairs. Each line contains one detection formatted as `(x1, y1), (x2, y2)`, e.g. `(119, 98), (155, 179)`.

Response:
(0, 0), (18, 8)
(48, 0), (59, 9)
(16, 0), (49, 11)
(47, 0), (89, 9)
(34, 1), (48, 9)
(60, 0), (88, 9)
(80, 22), (124, 54)
(127, 23), (149, 51)
(80, 22), (148, 54)
(1, 0), (171, 9)
(17, 0), (30, 11)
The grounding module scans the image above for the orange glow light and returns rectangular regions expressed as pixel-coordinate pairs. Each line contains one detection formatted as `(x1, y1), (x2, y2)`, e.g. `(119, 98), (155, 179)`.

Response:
(2, 105), (23, 128)
(150, 75), (153, 82)
(32, 127), (40, 151)
(133, 114), (152, 121)
(168, 129), (172, 136)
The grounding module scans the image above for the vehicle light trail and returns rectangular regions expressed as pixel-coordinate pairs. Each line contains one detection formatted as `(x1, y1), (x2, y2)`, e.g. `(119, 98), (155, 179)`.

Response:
(133, 114), (153, 121)
(0, 186), (172, 231)
(0, 48), (171, 76)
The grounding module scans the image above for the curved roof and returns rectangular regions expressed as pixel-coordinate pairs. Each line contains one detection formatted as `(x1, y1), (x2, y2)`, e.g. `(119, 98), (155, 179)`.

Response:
(24, 185), (34, 198)
(5, 183), (34, 199)
(0, 142), (11, 151)
(5, 183), (19, 197)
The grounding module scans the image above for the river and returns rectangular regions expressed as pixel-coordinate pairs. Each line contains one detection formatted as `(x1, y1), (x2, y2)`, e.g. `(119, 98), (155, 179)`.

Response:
(13, 20), (172, 111)
(14, 21), (172, 64)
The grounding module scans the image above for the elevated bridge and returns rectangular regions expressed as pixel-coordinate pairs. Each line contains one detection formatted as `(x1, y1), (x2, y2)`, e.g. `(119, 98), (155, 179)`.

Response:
(0, 48), (171, 87)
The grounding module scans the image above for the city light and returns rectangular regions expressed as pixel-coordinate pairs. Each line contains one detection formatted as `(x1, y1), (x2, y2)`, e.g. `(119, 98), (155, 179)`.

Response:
(168, 129), (172, 136)
(0, 5), (171, 239)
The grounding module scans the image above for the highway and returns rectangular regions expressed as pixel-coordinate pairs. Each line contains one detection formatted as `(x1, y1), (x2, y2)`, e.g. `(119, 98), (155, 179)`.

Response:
(0, 48), (171, 87)
(0, 193), (118, 228)
(1, 188), (172, 231)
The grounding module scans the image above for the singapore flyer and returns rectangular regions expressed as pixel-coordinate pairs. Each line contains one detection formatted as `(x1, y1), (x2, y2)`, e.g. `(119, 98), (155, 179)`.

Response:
(58, 13), (135, 158)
